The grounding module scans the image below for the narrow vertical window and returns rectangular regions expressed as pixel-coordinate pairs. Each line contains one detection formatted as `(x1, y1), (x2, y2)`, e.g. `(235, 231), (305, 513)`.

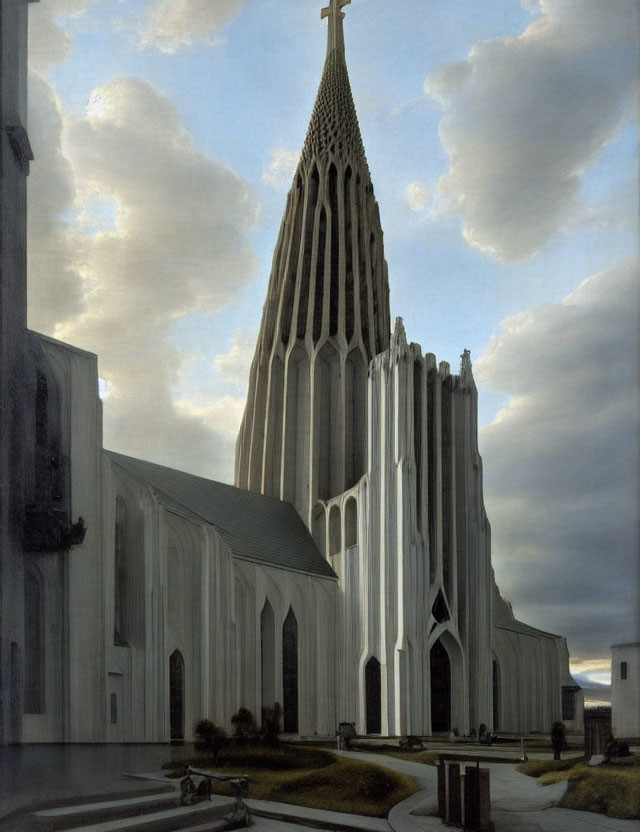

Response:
(169, 649), (185, 740)
(114, 496), (127, 645)
(261, 600), (276, 713)
(365, 657), (381, 734)
(24, 570), (44, 714)
(110, 692), (118, 724)
(621, 661), (628, 680)
(282, 608), (299, 733)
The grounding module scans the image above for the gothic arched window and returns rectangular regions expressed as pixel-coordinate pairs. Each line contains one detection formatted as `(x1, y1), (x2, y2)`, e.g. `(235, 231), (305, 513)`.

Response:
(282, 608), (299, 733)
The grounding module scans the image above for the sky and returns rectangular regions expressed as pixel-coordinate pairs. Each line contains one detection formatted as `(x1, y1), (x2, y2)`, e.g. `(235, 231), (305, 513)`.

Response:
(26, 0), (639, 693)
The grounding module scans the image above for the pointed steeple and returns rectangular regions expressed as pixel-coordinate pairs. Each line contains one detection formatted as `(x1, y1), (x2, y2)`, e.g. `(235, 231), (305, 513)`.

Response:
(300, 1), (367, 173)
(321, 0), (350, 57)
(235, 4), (390, 529)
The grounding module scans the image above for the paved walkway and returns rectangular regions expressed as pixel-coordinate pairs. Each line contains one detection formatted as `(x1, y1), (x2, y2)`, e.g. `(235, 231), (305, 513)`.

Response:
(1, 744), (639, 832)
(0, 745), (183, 826)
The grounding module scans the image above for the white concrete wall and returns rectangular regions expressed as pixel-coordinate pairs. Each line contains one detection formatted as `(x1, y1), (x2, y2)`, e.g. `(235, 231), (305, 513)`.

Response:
(322, 321), (494, 738)
(35, 335), (105, 743)
(102, 456), (339, 742)
(611, 643), (640, 739)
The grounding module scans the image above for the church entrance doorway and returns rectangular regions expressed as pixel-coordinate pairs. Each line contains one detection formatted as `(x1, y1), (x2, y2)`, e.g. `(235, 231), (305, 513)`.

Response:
(169, 649), (185, 740)
(430, 639), (451, 732)
(365, 657), (381, 734)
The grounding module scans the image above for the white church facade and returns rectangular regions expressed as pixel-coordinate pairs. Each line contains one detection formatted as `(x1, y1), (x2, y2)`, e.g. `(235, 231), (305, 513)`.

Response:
(0, 0), (582, 746)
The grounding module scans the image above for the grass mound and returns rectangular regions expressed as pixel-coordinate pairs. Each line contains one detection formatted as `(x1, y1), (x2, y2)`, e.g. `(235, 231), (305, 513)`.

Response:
(518, 756), (640, 819)
(518, 757), (582, 778)
(560, 765), (640, 819)
(165, 746), (416, 817)
(391, 751), (439, 766)
(165, 744), (334, 773)
(251, 757), (416, 816)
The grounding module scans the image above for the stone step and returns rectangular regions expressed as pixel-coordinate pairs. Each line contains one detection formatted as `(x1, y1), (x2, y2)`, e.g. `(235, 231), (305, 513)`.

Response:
(33, 791), (181, 830)
(33, 797), (235, 832)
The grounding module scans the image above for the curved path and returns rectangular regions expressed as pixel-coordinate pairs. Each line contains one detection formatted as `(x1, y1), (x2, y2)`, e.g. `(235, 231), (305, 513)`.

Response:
(333, 750), (640, 832)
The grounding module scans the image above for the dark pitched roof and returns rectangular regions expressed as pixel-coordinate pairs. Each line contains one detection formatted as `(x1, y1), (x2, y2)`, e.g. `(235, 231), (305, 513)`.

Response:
(492, 581), (559, 639)
(105, 451), (336, 579)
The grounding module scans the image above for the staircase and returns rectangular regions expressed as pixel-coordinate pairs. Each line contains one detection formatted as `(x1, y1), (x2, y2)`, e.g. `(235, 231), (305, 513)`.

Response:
(31, 786), (240, 832)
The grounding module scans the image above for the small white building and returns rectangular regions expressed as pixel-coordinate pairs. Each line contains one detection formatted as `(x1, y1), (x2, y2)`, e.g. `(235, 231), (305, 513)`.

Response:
(611, 643), (640, 740)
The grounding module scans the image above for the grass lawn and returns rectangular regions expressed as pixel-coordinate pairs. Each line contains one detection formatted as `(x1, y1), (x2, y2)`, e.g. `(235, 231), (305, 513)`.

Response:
(390, 751), (440, 765)
(518, 756), (640, 819)
(164, 745), (417, 818)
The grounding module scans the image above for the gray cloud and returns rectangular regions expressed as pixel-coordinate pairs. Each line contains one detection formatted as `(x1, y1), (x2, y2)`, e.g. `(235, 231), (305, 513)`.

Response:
(27, 72), (86, 333)
(27, 71), (259, 481)
(426, 0), (638, 261)
(140, 0), (245, 53)
(477, 257), (639, 661)
(28, 0), (96, 72)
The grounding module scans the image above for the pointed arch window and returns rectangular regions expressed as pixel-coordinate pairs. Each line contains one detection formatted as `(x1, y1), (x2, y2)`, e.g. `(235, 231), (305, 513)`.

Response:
(261, 600), (276, 712)
(282, 608), (299, 733)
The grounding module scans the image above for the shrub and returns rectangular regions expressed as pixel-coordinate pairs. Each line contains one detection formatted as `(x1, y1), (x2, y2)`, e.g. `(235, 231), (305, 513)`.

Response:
(605, 737), (630, 760)
(262, 703), (282, 748)
(193, 719), (228, 764)
(231, 707), (261, 747)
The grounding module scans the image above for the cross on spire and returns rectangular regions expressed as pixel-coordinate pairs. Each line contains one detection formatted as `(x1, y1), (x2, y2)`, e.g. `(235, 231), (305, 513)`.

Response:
(321, 0), (351, 57)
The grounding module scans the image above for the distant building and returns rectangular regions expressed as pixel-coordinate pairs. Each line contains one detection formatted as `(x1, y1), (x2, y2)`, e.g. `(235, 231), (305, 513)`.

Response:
(1, 0), (582, 744)
(611, 643), (640, 740)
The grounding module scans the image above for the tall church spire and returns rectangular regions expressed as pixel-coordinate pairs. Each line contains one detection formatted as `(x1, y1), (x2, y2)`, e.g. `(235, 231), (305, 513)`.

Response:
(235, 4), (391, 530)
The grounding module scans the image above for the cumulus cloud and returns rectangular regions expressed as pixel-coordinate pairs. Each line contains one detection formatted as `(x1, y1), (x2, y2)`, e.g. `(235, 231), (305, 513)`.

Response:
(27, 73), (259, 481)
(477, 257), (639, 660)
(404, 180), (430, 213)
(29, 0), (96, 72)
(27, 73), (86, 333)
(426, 0), (638, 261)
(214, 331), (256, 387)
(262, 148), (300, 188)
(140, 0), (245, 53)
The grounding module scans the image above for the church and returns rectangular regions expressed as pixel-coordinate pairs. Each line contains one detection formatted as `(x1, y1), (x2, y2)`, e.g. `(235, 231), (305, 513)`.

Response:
(0, 0), (583, 745)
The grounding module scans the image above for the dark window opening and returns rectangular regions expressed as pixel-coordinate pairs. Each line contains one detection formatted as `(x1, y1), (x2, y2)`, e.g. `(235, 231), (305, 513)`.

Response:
(24, 571), (44, 714)
(282, 609), (299, 733)
(562, 686), (579, 721)
(313, 207), (327, 343)
(328, 164), (339, 336)
(365, 657), (382, 734)
(430, 639), (451, 732)
(621, 661), (628, 680)
(169, 649), (185, 740)
(110, 692), (118, 724)
(492, 660), (500, 731)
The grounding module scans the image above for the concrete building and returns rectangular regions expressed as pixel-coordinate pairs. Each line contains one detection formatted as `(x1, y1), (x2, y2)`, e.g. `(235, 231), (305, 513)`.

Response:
(611, 643), (640, 740)
(1, 0), (582, 745)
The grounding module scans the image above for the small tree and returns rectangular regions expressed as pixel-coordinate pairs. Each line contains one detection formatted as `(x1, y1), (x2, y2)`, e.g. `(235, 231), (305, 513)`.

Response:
(262, 703), (282, 748)
(193, 719), (228, 765)
(231, 707), (260, 746)
(551, 721), (565, 761)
